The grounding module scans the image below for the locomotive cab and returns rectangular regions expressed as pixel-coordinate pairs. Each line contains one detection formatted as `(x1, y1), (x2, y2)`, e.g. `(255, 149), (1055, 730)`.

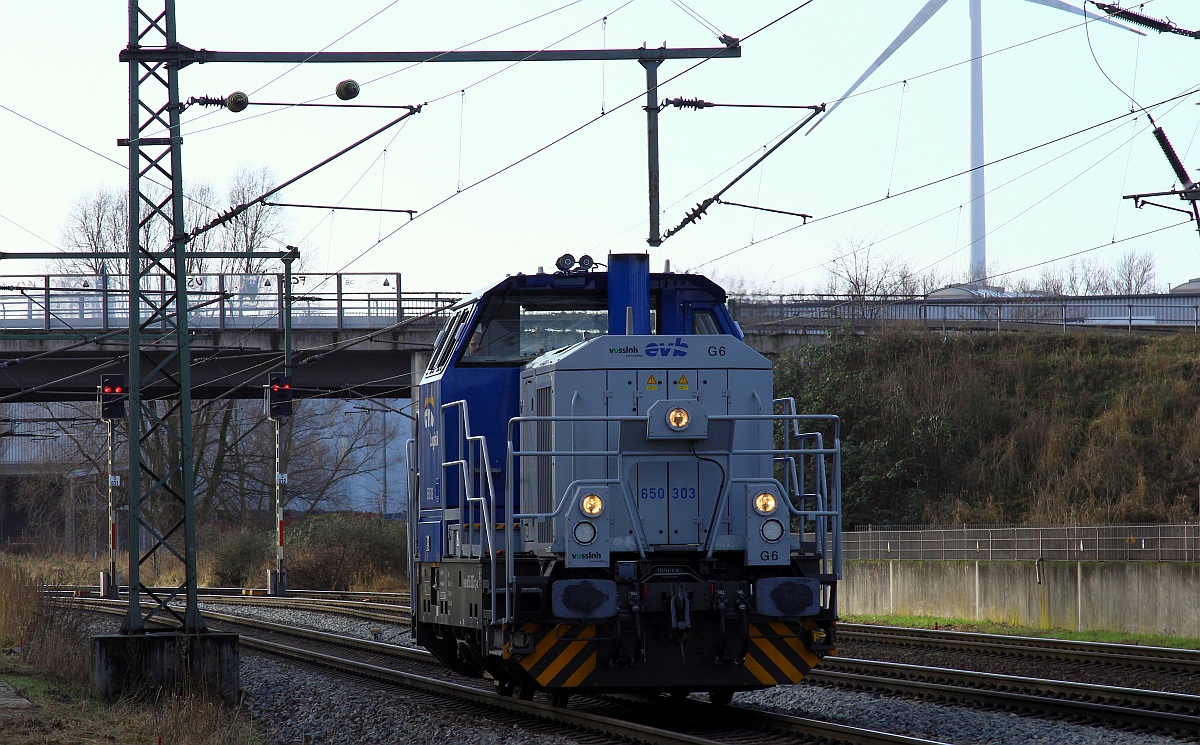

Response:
(408, 253), (841, 703)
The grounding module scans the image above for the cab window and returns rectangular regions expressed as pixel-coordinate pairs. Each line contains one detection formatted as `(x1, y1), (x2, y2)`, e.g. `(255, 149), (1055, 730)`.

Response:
(426, 304), (474, 376)
(460, 292), (608, 366)
(692, 309), (721, 335)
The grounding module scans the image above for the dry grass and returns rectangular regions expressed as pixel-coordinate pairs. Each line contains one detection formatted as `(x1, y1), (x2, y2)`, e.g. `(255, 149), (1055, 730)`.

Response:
(842, 613), (1200, 650)
(0, 656), (260, 745)
(0, 563), (38, 650)
(779, 331), (1200, 525)
(0, 555), (261, 744)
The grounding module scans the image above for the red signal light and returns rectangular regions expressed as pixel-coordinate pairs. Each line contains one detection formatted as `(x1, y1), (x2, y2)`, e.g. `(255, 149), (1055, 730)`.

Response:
(114, 386), (123, 394)
(103, 386), (113, 394)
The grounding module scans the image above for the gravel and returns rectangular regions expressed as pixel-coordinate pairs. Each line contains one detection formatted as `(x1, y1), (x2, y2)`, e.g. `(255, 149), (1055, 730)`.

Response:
(84, 605), (1196, 744)
(241, 653), (585, 745)
(198, 602), (418, 648)
(734, 681), (1191, 745)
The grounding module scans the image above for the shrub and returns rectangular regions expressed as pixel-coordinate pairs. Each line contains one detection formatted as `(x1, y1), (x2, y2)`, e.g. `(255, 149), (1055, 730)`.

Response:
(208, 530), (273, 587)
(286, 514), (406, 591)
(777, 330), (1200, 526)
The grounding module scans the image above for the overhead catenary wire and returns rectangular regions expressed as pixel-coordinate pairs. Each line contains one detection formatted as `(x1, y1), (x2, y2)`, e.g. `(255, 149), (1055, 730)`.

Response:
(586, 1), (1169, 265)
(186, 0), (645, 340)
(691, 86), (1200, 271)
(191, 107), (422, 240)
(768, 83), (1200, 286)
(670, 0), (726, 39)
(0, 209), (61, 250)
(180, 0), (607, 139)
(912, 116), (1156, 277)
(886, 81), (910, 198)
(330, 2), (820, 278)
(809, 2), (1153, 134)
(661, 104), (825, 242)
(176, 0), (406, 132)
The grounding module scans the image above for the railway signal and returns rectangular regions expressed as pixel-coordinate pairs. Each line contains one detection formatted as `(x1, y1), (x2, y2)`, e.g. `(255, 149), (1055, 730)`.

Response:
(266, 373), (292, 420)
(99, 374), (127, 420)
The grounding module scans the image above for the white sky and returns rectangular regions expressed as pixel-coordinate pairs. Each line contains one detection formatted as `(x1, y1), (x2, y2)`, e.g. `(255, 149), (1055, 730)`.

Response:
(1, 1), (1198, 295)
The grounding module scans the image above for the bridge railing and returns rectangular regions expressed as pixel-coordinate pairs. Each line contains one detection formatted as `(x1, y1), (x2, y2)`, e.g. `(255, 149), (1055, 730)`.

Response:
(730, 293), (1200, 333)
(0, 274), (462, 332)
(844, 524), (1200, 562)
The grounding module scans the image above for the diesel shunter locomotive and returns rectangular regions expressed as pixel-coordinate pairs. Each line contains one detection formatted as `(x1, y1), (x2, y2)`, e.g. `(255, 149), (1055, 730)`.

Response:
(407, 253), (842, 704)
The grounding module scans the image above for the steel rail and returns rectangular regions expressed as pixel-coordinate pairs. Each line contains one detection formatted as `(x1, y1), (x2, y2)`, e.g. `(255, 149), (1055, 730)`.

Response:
(840, 623), (1200, 672)
(814, 657), (1200, 734)
(70, 598), (943, 745)
(197, 596), (410, 623)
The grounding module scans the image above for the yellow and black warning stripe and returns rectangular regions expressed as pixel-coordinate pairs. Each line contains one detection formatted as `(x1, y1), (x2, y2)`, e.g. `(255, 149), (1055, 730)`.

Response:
(503, 623), (599, 688)
(742, 621), (825, 686)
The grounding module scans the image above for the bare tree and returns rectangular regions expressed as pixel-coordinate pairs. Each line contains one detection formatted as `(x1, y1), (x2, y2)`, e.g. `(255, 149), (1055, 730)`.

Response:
(1111, 250), (1158, 295)
(217, 166), (289, 275)
(58, 186), (133, 277)
(824, 237), (921, 299)
(1029, 252), (1157, 297)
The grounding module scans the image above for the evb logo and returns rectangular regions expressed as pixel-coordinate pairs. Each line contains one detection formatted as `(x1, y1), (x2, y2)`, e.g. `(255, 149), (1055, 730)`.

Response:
(645, 337), (689, 357)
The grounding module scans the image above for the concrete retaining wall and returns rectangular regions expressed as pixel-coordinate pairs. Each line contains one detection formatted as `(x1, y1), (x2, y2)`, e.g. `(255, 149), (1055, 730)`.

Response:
(842, 560), (1200, 638)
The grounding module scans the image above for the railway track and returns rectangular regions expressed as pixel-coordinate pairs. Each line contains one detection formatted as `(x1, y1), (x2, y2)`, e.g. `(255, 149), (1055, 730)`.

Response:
(70, 597), (942, 745)
(813, 657), (1200, 737)
(840, 623), (1200, 674)
(63, 592), (1200, 739)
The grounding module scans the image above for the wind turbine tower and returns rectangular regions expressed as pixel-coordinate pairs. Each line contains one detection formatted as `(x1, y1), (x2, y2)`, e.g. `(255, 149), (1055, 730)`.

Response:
(812, 0), (1140, 284)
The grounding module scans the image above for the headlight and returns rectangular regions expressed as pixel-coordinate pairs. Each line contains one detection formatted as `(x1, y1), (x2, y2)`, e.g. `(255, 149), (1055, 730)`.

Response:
(666, 406), (690, 431)
(753, 491), (777, 516)
(573, 521), (597, 545)
(761, 519), (785, 543)
(580, 493), (604, 516)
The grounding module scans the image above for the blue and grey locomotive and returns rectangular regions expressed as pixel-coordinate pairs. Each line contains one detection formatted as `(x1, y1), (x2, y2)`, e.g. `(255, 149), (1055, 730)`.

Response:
(406, 253), (841, 705)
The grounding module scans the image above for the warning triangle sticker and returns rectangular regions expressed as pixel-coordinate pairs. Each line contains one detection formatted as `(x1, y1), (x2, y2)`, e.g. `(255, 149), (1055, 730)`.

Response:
(677, 374), (689, 385)
(646, 375), (658, 385)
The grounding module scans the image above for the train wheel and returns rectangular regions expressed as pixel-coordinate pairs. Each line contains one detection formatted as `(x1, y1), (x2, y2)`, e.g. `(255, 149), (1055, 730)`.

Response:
(548, 691), (571, 708)
(515, 686), (535, 701)
(493, 679), (515, 697)
(708, 690), (733, 706)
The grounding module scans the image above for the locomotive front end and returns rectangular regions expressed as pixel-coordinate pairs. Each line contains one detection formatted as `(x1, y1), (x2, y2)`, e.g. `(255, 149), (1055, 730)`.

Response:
(497, 332), (840, 700)
(408, 253), (841, 704)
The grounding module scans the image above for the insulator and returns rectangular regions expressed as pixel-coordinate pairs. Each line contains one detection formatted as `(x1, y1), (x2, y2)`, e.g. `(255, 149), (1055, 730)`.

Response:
(336, 79), (361, 101)
(1094, 3), (1177, 34)
(226, 92), (250, 113)
(1153, 127), (1195, 188)
(189, 96), (227, 109)
(671, 97), (711, 110)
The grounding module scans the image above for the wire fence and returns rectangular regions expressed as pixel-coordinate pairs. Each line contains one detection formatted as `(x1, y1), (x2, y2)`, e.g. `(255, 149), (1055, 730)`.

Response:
(843, 524), (1200, 562)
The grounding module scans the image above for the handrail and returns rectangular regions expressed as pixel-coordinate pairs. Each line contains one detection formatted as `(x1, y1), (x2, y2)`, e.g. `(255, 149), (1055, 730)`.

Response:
(0, 272), (463, 332)
(499, 410), (843, 622)
(440, 399), (499, 623)
(405, 437), (418, 595)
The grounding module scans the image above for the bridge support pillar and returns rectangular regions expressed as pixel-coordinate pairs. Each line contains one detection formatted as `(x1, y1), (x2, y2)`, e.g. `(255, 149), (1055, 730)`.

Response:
(92, 632), (239, 703)
(411, 349), (431, 390)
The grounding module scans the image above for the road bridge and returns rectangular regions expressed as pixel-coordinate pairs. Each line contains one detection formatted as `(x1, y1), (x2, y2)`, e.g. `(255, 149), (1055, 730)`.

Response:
(0, 273), (455, 402)
(4, 273), (1193, 402)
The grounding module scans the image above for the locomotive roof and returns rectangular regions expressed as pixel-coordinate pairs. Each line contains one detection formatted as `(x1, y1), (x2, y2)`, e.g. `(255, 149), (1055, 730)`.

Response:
(451, 270), (728, 310)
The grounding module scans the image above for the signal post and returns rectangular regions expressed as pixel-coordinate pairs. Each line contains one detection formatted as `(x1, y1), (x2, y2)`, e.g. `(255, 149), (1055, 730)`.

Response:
(99, 375), (126, 599)
(266, 373), (292, 595)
